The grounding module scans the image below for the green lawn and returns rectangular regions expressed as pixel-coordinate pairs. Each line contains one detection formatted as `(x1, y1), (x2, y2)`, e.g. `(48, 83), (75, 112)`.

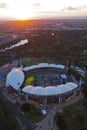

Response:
(0, 94), (18, 130)
(21, 57), (64, 67)
(63, 99), (87, 130)
(21, 104), (46, 123)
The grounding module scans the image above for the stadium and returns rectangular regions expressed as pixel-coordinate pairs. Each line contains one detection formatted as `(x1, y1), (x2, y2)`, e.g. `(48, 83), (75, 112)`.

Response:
(5, 63), (81, 105)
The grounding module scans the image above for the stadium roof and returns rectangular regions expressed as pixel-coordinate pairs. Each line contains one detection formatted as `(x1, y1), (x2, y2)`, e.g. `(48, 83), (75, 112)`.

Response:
(66, 82), (78, 89)
(23, 63), (65, 71)
(22, 82), (78, 96)
(57, 85), (72, 94)
(6, 68), (25, 90)
(31, 87), (44, 95)
(44, 86), (58, 95)
(22, 85), (34, 94)
(5, 65), (78, 96)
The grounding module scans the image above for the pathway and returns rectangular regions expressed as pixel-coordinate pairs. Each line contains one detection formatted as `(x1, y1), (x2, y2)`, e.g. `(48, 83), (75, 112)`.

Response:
(34, 93), (83, 130)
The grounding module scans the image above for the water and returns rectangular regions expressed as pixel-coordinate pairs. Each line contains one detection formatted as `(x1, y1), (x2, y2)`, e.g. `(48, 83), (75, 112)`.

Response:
(0, 39), (28, 52)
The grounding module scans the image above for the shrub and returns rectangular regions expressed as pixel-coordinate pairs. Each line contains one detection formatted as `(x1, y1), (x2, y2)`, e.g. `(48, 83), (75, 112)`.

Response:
(82, 83), (87, 96)
(82, 98), (87, 107)
(56, 115), (67, 130)
(21, 103), (30, 111)
(76, 114), (84, 124)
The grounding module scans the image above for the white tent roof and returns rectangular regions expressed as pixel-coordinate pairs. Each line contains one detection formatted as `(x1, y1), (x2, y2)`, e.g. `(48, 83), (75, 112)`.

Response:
(56, 64), (65, 69)
(44, 86), (58, 95)
(22, 86), (59, 96)
(22, 82), (78, 96)
(49, 64), (57, 68)
(22, 85), (34, 94)
(66, 82), (78, 89)
(39, 63), (49, 66)
(23, 67), (31, 71)
(57, 85), (72, 94)
(30, 65), (38, 70)
(31, 87), (44, 95)
(6, 68), (25, 90)
(23, 63), (65, 71)
(23, 65), (39, 71)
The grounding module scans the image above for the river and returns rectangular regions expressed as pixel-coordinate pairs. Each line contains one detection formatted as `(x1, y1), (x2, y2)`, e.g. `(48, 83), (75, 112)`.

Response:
(0, 39), (28, 52)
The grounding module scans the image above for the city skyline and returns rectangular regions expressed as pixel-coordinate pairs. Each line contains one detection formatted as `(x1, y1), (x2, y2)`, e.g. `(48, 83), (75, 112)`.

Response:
(0, 0), (87, 20)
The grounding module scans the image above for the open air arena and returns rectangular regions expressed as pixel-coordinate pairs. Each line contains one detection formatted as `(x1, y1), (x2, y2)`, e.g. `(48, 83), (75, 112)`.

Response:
(0, 62), (84, 130)
(5, 63), (83, 105)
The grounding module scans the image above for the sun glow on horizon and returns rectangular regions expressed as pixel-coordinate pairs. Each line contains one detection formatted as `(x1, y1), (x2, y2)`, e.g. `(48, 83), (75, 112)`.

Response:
(0, 0), (87, 20)
(7, 1), (37, 20)
(10, 8), (36, 20)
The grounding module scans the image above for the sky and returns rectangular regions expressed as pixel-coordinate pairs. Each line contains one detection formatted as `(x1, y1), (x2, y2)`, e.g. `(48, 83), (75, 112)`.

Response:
(0, 0), (87, 20)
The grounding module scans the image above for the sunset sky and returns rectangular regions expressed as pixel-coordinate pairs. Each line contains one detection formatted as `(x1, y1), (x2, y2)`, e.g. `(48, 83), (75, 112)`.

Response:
(0, 0), (87, 20)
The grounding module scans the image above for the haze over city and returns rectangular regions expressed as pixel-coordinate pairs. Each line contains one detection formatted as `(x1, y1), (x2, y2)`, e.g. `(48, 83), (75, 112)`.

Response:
(0, 0), (87, 20)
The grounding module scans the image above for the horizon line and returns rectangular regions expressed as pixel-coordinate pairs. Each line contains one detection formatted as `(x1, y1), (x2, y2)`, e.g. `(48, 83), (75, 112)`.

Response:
(0, 17), (87, 22)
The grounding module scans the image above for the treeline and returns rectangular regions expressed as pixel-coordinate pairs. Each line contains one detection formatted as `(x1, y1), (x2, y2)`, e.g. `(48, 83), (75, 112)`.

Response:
(0, 30), (87, 66)
(0, 94), (18, 130)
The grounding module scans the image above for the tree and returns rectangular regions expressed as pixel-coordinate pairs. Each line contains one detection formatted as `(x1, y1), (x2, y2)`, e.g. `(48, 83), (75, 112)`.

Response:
(82, 69), (87, 96)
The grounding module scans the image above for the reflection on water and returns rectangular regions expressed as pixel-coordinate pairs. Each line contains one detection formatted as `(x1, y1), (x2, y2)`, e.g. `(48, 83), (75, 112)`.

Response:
(0, 39), (28, 52)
